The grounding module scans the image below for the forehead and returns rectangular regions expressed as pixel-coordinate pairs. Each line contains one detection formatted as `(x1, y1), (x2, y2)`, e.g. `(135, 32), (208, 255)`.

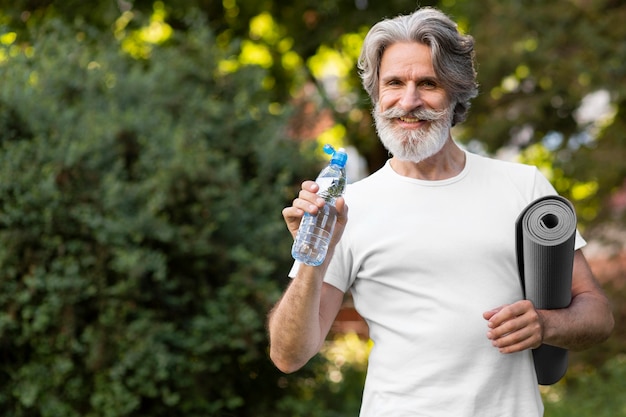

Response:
(379, 42), (435, 79)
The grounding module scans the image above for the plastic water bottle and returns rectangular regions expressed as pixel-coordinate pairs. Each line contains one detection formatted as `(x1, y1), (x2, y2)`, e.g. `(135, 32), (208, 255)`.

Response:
(291, 145), (348, 266)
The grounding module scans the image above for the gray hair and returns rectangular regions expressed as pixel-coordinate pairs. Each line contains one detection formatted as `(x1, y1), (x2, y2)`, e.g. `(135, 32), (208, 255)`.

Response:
(358, 7), (478, 126)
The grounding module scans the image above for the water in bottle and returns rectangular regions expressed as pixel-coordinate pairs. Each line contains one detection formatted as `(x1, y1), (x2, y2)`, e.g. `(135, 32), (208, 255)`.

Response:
(291, 145), (348, 266)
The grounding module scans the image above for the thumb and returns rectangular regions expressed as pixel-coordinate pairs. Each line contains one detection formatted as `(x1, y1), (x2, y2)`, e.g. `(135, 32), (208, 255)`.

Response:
(335, 197), (348, 223)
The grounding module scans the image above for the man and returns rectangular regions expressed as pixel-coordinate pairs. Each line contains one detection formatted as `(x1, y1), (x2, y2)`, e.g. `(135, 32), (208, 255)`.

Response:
(268, 7), (614, 416)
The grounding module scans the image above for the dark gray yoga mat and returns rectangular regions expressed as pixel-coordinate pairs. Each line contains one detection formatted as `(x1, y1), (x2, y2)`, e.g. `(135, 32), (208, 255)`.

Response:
(515, 195), (577, 385)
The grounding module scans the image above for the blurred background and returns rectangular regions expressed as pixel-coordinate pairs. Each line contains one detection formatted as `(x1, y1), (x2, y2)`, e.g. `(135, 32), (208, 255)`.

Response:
(0, 0), (623, 415)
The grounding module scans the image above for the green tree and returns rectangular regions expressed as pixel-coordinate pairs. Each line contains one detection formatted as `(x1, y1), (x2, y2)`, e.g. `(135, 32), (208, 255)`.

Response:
(0, 15), (325, 416)
(453, 0), (626, 233)
(5, 1), (623, 233)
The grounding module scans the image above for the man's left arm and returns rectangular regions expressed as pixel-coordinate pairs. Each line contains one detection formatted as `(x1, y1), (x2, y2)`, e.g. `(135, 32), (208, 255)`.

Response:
(538, 249), (615, 350)
(485, 250), (615, 353)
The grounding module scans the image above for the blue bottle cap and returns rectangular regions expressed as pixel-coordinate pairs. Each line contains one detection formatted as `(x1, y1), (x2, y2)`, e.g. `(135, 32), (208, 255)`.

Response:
(323, 144), (348, 168)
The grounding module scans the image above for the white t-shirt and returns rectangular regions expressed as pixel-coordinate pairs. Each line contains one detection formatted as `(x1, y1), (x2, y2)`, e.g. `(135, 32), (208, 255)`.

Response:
(298, 150), (586, 416)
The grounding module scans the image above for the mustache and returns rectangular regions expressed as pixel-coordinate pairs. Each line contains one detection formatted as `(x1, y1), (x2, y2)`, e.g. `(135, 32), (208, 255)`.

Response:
(378, 107), (448, 121)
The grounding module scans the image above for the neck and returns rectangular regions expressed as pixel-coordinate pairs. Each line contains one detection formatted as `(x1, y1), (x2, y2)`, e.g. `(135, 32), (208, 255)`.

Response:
(389, 138), (466, 180)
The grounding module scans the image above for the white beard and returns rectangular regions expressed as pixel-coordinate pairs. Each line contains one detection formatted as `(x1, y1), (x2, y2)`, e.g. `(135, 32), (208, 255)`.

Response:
(373, 103), (454, 163)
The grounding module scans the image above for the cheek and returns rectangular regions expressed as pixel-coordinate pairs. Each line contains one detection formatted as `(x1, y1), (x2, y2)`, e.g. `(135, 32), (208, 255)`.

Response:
(428, 93), (452, 111)
(377, 93), (395, 113)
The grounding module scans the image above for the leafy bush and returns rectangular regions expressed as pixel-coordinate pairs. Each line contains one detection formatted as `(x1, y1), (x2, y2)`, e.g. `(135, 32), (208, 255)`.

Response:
(0, 16), (320, 417)
(542, 355), (626, 417)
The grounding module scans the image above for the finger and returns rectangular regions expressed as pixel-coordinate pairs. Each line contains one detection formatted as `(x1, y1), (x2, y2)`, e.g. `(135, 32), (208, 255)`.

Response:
(335, 197), (348, 220)
(483, 306), (505, 321)
(487, 313), (533, 341)
(282, 206), (304, 221)
(282, 181), (324, 239)
(490, 324), (543, 353)
(487, 307), (538, 338)
(493, 332), (540, 354)
(297, 187), (321, 203)
(291, 199), (319, 216)
(282, 180), (326, 226)
(302, 180), (319, 193)
(487, 310), (543, 352)
(296, 185), (326, 209)
(487, 300), (533, 328)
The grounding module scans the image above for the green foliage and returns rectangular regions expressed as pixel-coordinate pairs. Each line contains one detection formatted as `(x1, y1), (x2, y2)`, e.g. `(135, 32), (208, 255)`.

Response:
(5, 1), (625, 231)
(543, 355), (626, 417)
(0, 16), (320, 417)
(454, 0), (626, 233)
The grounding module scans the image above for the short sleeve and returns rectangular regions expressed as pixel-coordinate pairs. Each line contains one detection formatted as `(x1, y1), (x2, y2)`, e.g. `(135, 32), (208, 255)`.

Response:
(532, 168), (586, 250)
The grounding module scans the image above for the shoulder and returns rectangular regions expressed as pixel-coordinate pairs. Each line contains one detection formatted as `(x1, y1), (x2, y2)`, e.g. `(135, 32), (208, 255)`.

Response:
(467, 151), (548, 189)
(463, 150), (559, 204)
(467, 151), (538, 178)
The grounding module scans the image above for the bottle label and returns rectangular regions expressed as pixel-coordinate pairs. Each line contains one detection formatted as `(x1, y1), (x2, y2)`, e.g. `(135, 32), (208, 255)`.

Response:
(316, 177), (335, 194)
(316, 177), (345, 202)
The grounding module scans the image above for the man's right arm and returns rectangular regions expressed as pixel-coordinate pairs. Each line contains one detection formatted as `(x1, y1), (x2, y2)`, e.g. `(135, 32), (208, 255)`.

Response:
(268, 180), (348, 373)
(268, 266), (345, 373)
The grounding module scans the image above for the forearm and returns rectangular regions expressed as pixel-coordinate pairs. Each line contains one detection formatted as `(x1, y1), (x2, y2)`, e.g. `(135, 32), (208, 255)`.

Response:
(270, 191), (348, 373)
(486, 250), (614, 354)
(268, 264), (328, 373)
(540, 290), (614, 351)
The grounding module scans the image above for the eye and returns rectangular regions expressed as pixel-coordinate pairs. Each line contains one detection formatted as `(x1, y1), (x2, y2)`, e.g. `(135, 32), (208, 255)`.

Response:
(420, 79), (438, 89)
(386, 78), (403, 87)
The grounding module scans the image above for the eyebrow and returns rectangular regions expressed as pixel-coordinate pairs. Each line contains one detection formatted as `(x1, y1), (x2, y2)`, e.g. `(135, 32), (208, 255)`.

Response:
(380, 74), (440, 85)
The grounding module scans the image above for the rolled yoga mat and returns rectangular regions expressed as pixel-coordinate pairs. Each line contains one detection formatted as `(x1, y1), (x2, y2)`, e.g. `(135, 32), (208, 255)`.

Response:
(515, 195), (577, 385)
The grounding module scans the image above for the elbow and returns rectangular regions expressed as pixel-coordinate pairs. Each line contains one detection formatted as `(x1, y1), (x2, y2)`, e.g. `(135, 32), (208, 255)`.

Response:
(578, 301), (616, 350)
(269, 347), (307, 374)
(586, 318), (615, 350)
(597, 295), (616, 343)
(270, 354), (304, 374)
(602, 309), (616, 342)
(272, 360), (302, 375)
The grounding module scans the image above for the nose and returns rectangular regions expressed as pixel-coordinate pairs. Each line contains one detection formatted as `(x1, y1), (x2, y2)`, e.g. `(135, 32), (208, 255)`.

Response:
(398, 84), (423, 111)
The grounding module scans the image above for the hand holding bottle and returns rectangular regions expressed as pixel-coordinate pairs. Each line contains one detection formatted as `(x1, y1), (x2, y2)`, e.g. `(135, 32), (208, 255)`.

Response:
(287, 146), (349, 266)
(283, 180), (348, 244)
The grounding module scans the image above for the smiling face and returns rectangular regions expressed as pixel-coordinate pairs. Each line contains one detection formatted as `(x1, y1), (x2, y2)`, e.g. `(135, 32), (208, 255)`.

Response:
(373, 42), (454, 163)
